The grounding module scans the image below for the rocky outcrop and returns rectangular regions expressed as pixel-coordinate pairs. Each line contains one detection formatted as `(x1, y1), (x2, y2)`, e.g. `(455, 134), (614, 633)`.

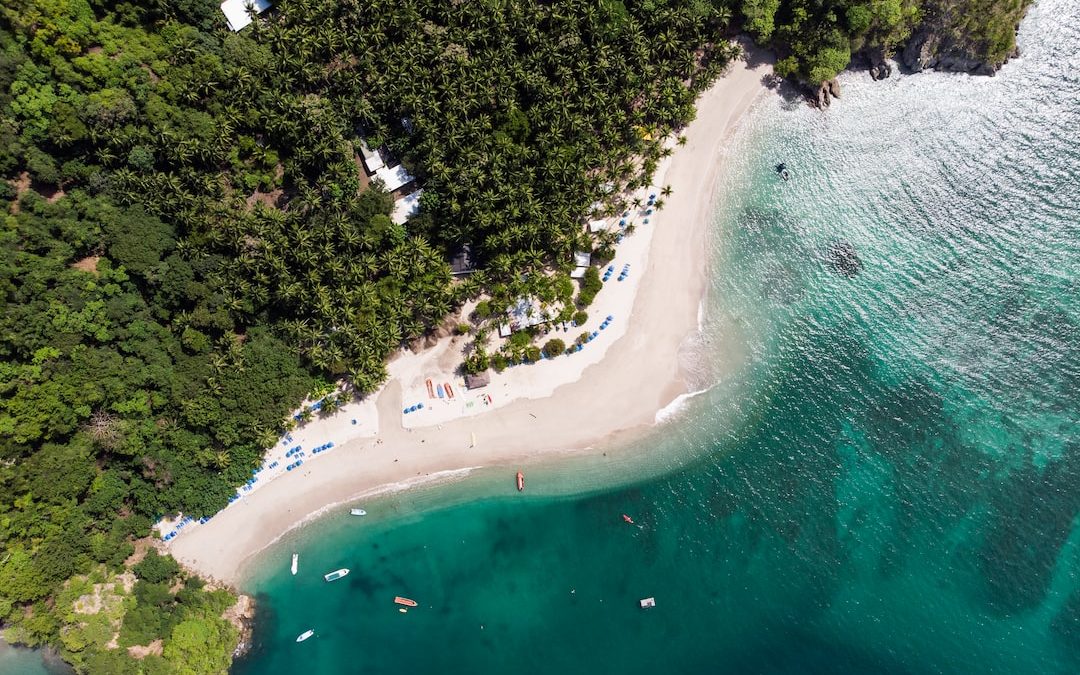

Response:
(223, 593), (256, 658)
(900, 0), (1032, 76)
(815, 78), (841, 107)
(865, 47), (893, 80)
(902, 29), (1003, 75)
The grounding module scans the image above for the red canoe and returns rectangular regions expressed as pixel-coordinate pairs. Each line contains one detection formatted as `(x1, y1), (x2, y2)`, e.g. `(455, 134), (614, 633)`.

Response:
(623, 514), (634, 524)
(516, 471), (524, 492)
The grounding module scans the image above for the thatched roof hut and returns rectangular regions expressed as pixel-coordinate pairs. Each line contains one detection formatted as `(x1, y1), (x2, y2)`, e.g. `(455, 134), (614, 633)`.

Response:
(464, 372), (490, 390)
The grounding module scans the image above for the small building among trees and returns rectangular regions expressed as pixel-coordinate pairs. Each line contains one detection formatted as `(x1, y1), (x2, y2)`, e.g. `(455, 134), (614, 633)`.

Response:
(465, 372), (490, 390)
(220, 0), (272, 31)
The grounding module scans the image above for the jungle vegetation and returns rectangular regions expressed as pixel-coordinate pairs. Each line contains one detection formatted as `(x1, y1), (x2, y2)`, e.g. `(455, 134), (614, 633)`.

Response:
(0, 0), (738, 671)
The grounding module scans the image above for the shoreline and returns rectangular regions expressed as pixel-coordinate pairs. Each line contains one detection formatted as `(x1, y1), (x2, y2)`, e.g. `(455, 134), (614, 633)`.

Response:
(168, 43), (774, 585)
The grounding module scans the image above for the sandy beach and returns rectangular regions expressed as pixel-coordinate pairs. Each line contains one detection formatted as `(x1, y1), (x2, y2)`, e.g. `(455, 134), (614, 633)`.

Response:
(168, 44), (774, 584)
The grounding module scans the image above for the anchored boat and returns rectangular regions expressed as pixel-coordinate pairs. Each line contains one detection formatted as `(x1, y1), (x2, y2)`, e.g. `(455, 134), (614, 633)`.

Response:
(324, 568), (350, 582)
(291, 553), (298, 575)
(350, 508), (367, 516)
(296, 629), (315, 642)
(394, 597), (418, 607)
(516, 471), (524, 492)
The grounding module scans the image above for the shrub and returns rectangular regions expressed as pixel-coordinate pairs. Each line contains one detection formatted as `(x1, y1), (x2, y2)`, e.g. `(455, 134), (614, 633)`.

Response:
(474, 300), (492, 320)
(464, 348), (490, 374)
(491, 354), (508, 372)
(542, 339), (565, 358)
(524, 346), (541, 362)
(454, 323), (471, 335)
(577, 332), (590, 345)
(133, 551), (180, 584)
(573, 310), (588, 326)
(576, 267), (603, 308)
(508, 331), (532, 350)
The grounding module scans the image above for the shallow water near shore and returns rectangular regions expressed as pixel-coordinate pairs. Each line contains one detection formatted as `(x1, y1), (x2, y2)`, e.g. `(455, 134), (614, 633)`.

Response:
(232, 3), (1080, 673)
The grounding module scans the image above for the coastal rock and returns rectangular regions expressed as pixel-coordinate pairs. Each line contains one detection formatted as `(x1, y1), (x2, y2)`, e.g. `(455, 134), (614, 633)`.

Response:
(224, 593), (256, 658)
(866, 46), (893, 80)
(869, 63), (891, 80)
(826, 240), (863, 278)
(903, 31), (1002, 75)
(814, 78), (841, 107)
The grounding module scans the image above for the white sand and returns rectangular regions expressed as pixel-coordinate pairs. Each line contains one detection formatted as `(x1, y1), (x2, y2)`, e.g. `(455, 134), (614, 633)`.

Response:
(167, 43), (774, 584)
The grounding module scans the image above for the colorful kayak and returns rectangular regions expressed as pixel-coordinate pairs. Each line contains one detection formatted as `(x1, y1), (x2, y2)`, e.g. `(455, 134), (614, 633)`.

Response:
(516, 471), (524, 492)
(622, 514), (634, 524)
(394, 597), (418, 607)
(324, 568), (350, 582)
(296, 629), (315, 642)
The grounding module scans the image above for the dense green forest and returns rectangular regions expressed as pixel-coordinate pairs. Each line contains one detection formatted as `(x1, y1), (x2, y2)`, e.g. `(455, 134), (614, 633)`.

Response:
(0, 0), (737, 671)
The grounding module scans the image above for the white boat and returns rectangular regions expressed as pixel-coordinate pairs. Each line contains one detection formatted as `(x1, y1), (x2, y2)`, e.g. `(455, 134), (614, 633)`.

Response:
(324, 568), (350, 582)
(350, 508), (367, 516)
(296, 629), (315, 642)
(291, 553), (298, 575)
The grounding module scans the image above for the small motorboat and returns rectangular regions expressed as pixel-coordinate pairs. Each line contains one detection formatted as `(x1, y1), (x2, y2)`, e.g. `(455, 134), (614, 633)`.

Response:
(516, 471), (524, 492)
(622, 514), (634, 524)
(776, 162), (790, 181)
(639, 597), (656, 609)
(296, 629), (315, 642)
(291, 553), (298, 575)
(324, 568), (350, 582)
(350, 508), (367, 516)
(394, 597), (418, 607)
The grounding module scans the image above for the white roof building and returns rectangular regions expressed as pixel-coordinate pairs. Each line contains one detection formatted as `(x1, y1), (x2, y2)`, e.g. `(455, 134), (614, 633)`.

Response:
(391, 189), (423, 225)
(221, 0), (271, 31)
(498, 297), (549, 337)
(358, 140), (384, 174)
(374, 164), (415, 192)
(570, 251), (592, 279)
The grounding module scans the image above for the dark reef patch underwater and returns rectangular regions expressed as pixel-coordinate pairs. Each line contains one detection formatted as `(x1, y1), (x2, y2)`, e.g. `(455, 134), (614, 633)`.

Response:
(230, 2), (1080, 673)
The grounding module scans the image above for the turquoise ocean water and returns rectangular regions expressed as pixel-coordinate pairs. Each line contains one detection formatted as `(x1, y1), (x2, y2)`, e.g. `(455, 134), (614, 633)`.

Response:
(233, 3), (1080, 674)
